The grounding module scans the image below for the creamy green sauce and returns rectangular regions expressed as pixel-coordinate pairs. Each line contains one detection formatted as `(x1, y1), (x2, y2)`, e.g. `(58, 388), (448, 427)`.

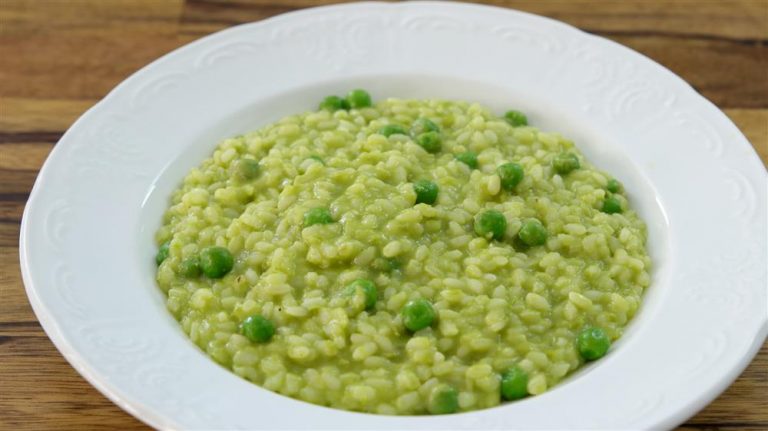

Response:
(156, 96), (650, 414)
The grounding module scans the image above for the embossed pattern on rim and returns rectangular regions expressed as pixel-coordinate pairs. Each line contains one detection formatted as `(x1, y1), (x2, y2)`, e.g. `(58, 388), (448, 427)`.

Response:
(20, 2), (767, 429)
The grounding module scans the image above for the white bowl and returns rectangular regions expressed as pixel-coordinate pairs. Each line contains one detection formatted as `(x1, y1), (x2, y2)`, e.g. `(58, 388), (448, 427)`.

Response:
(20, 2), (767, 429)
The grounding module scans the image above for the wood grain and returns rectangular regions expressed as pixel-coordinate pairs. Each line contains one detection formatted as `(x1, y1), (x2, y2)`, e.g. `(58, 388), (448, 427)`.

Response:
(0, 1), (765, 430)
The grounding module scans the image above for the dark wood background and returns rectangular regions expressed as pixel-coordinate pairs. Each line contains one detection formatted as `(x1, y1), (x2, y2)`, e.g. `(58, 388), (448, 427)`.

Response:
(1, 1), (766, 429)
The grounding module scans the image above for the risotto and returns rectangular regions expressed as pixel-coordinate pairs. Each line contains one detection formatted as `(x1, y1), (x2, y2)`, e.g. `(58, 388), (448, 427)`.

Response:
(155, 90), (650, 415)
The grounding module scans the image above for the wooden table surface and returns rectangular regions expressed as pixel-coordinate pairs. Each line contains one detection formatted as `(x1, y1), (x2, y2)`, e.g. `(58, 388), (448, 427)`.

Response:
(1, 1), (766, 429)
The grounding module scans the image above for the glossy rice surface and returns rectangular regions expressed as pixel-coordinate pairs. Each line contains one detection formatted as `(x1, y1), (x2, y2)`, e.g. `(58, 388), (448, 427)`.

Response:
(156, 98), (650, 414)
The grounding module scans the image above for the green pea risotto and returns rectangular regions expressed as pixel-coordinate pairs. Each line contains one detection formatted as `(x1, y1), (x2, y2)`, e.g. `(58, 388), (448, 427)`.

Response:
(155, 90), (650, 415)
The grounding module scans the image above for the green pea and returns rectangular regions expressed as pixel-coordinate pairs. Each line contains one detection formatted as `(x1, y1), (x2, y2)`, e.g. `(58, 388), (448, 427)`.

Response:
(401, 298), (436, 332)
(500, 366), (529, 401)
(552, 152), (580, 175)
(199, 246), (234, 278)
(379, 124), (408, 137)
(474, 209), (507, 241)
(602, 196), (623, 214)
(577, 327), (611, 361)
(411, 118), (440, 136)
(504, 110), (528, 127)
(416, 131), (441, 153)
(455, 151), (478, 169)
(344, 279), (378, 311)
(607, 178), (622, 193)
(234, 158), (260, 180)
(307, 155), (325, 165)
(318, 95), (349, 111)
(385, 258), (401, 272)
(178, 256), (201, 278)
(155, 241), (170, 265)
(518, 218), (547, 246)
(241, 315), (275, 343)
(428, 384), (459, 415)
(373, 257), (401, 272)
(304, 207), (334, 227)
(413, 180), (439, 205)
(346, 89), (372, 109)
(497, 162), (524, 190)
